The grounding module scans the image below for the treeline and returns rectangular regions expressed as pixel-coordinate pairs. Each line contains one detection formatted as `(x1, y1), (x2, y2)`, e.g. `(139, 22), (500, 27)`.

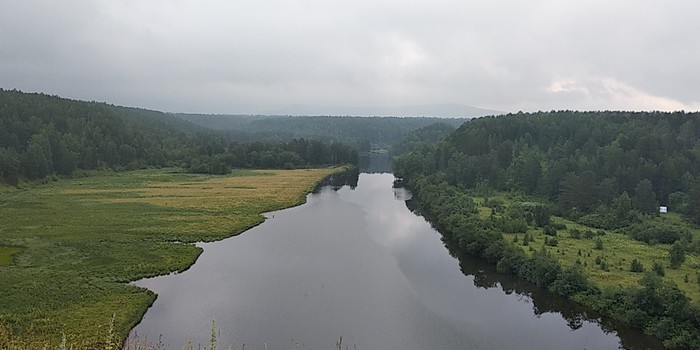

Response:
(396, 111), (700, 224)
(401, 175), (700, 348)
(390, 122), (456, 157)
(185, 138), (358, 174)
(176, 113), (468, 152)
(0, 90), (358, 184)
(395, 111), (700, 349)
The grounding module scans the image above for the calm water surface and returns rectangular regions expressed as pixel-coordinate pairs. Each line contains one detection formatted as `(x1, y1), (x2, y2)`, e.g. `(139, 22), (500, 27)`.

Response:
(130, 173), (663, 350)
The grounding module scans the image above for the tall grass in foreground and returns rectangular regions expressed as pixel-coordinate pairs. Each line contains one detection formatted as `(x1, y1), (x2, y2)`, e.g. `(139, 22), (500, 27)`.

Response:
(3, 318), (356, 350)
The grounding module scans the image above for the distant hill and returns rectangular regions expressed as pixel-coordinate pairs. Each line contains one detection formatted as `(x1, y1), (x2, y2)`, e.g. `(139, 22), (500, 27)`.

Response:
(261, 103), (500, 118)
(1, 90), (478, 183)
(175, 114), (471, 146)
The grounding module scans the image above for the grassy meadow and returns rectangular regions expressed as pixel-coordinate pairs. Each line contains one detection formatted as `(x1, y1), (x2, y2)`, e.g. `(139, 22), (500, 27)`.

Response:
(474, 193), (700, 304)
(0, 167), (346, 349)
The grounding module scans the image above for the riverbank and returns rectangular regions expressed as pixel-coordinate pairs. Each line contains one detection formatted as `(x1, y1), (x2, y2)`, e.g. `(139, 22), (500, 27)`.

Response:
(402, 176), (700, 349)
(0, 166), (349, 349)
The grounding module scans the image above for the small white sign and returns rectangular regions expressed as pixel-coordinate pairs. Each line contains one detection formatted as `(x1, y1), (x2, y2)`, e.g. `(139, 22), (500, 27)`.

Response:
(659, 206), (668, 213)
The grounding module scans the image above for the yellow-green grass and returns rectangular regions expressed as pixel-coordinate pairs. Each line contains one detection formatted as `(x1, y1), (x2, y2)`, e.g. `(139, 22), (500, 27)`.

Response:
(0, 246), (24, 266)
(0, 167), (346, 349)
(475, 194), (700, 305)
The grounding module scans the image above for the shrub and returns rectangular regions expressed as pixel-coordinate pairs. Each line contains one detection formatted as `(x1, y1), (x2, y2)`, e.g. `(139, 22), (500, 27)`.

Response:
(546, 237), (559, 247)
(669, 242), (686, 269)
(570, 228), (581, 239)
(595, 237), (604, 250)
(652, 262), (665, 276)
(552, 222), (567, 230)
(624, 223), (692, 245)
(630, 259), (644, 272)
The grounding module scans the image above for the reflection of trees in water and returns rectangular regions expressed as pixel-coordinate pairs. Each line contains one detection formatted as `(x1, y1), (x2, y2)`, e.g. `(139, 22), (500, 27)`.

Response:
(360, 152), (393, 173)
(314, 168), (359, 192)
(402, 192), (665, 350)
(438, 234), (666, 350)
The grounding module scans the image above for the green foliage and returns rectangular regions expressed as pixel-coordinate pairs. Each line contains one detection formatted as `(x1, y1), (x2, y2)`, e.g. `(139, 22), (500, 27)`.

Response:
(497, 216), (528, 233)
(396, 110), (700, 349)
(622, 222), (693, 245)
(633, 179), (659, 215)
(0, 90), (359, 185)
(652, 262), (666, 276)
(395, 110), (700, 223)
(391, 122), (456, 157)
(669, 241), (686, 269)
(0, 167), (345, 347)
(595, 237), (604, 250)
(551, 265), (590, 297)
(630, 259), (645, 272)
(545, 237), (559, 247)
(483, 197), (505, 213)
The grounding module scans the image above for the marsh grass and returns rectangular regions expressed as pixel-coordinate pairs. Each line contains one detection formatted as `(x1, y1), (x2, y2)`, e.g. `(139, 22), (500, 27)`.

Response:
(0, 245), (24, 266)
(0, 167), (347, 348)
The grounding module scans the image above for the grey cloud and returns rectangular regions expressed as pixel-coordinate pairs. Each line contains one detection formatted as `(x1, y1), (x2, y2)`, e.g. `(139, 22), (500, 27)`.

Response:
(1, 0), (699, 114)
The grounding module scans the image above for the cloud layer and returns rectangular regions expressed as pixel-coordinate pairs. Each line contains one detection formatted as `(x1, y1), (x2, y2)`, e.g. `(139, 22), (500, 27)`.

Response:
(1, 0), (699, 114)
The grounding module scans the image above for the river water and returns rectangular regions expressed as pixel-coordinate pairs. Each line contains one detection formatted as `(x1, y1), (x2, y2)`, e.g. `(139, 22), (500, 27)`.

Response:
(130, 173), (663, 350)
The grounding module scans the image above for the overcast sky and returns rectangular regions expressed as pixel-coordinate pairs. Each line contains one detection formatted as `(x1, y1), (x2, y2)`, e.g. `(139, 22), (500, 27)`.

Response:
(1, 0), (699, 114)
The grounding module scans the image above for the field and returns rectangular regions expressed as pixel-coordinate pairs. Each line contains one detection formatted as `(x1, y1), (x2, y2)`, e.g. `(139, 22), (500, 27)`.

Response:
(0, 167), (345, 349)
(474, 193), (700, 304)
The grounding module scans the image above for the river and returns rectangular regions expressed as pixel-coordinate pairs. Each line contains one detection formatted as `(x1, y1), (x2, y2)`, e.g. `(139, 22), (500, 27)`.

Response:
(129, 173), (664, 349)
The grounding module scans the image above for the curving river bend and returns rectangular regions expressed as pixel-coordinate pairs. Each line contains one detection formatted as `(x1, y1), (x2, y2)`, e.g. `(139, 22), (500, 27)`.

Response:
(130, 173), (664, 349)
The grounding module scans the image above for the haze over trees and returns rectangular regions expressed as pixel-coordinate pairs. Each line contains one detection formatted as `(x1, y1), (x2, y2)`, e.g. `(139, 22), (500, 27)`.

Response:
(176, 113), (468, 151)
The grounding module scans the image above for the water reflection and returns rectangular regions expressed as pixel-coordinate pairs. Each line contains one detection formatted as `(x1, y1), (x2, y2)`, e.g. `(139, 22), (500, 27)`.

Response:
(413, 197), (666, 350)
(130, 173), (663, 350)
(313, 167), (359, 191)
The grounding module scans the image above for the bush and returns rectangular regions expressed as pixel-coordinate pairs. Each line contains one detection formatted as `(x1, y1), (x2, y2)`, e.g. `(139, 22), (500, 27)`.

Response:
(551, 265), (591, 297)
(578, 213), (614, 229)
(498, 217), (528, 233)
(483, 197), (505, 212)
(544, 225), (558, 236)
(552, 222), (567, 230)
(624, 223), (692, 245)
(595, 237), (604, 250)
(652, 262), (665, 276)
(568, 228), (580, 239)
(669, 242), (686, 269)
(630, 259), (644, 272)
(546, 237), (559, 246)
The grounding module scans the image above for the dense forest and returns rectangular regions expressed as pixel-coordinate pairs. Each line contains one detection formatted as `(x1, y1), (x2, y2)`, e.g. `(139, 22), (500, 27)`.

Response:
(396, 111), (700, 224)
(395, 111), (700, 349)
(0, 90), (360, 185)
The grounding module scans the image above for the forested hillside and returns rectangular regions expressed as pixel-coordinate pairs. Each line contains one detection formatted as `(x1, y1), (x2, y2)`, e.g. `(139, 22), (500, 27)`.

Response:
(390, 122), (456, 157)
(397, 111), (700, 224)
(395, 111), (700, 349)
(176, 113), (468, 151)
(0, 90), (359, 185)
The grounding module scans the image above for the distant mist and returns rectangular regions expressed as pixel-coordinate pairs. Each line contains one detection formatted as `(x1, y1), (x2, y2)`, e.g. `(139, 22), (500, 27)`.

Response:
(261, 103), (500, 118)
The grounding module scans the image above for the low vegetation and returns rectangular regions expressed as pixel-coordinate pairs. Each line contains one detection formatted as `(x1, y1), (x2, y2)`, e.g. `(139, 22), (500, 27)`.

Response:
(0, 166), (346, 349)
(476, 193), (700, 303)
